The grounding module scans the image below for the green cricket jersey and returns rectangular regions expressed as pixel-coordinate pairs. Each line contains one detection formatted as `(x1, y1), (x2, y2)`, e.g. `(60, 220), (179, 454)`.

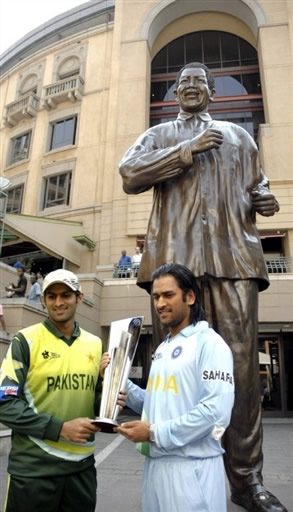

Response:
(0, 319), (102, 477)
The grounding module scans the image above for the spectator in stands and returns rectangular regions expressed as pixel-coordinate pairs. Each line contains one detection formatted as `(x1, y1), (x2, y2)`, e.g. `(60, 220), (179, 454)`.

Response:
(27, 274), (41, 303)
(5, 267), (27, 297)
(118, 250), (132, 278)
(132, 247), (142, 265)
(132, 247), (142, 277)
(13, 260), (24, 269)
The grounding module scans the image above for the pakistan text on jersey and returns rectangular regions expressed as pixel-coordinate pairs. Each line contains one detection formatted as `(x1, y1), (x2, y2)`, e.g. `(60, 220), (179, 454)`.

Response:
(47, 373), (96, 392)
(202, 370), (234, 385)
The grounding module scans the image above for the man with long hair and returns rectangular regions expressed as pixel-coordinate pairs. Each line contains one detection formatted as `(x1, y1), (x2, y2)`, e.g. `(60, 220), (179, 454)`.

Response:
(116, 263), (235, 512)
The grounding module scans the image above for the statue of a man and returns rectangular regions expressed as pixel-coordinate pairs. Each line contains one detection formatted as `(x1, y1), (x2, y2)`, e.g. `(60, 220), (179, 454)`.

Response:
(119, 62), (286, 512)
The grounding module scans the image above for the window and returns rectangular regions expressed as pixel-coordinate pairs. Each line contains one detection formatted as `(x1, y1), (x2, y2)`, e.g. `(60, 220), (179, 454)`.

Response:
(16, 63), (45, 100)
(52, 45), (87, 84)
(10, 132), (31, 164)
(136, 235), (146, 252)
(152, 31), (258, 74)
(150, 31), (263, 139)
(6, 186), (24, 213)
(260, 233), (290, 273)
(261, 234), (284, 259)
(50, 116), (77, 150)
(43, 172), (71, 209)
(20, 73), (38, 96)
(57, 56), (80, 80)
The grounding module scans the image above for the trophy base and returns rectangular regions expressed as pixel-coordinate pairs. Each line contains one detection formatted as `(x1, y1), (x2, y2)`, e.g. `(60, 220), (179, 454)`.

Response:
(91, 417), (119, 433)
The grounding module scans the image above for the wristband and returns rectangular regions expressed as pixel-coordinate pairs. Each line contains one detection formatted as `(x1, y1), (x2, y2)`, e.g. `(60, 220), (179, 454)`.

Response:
(149, 424), (156, 443)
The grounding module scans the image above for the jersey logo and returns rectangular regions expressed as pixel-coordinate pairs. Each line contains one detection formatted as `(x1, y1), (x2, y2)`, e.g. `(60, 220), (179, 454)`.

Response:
(86, 352), (96, 364)
(0, 385), (19, 400)
(202, 369), (234, 385)
(153, 352), (162, 361)
(42, 350), (61, 360)
(171, 346), (183, 359)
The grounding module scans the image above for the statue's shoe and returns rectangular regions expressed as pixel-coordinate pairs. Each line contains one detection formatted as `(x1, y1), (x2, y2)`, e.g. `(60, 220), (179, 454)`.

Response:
(231, 485), (288, 512)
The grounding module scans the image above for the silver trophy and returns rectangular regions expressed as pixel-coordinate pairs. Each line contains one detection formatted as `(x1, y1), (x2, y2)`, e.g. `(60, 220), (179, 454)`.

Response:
(92, 316), (144, 432)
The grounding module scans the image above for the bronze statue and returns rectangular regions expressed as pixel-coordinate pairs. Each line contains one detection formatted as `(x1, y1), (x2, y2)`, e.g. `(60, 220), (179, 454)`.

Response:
(119, 63), (286, 512)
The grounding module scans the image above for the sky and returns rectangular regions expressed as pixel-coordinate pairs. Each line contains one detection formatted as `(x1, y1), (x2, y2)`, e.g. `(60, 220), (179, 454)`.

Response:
(0, 0), (90, 55)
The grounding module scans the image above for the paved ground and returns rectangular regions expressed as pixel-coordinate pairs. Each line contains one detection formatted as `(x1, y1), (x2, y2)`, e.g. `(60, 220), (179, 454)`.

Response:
(1, 415), (292, 512)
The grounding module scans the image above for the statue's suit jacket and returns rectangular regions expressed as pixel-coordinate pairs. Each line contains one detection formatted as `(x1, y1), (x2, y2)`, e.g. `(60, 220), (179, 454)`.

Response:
(119, 112), (270, 293)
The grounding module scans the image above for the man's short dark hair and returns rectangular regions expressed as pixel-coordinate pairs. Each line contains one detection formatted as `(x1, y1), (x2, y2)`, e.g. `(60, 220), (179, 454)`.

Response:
(151, 263), (205, 325)
(175, 62), (215, 92)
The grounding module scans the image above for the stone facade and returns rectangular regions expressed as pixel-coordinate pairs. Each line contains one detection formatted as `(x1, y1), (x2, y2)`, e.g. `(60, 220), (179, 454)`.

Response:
(0, 0), (292, 411)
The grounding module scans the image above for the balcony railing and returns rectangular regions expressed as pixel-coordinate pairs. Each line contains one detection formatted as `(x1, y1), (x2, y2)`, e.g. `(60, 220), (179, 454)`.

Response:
(265, 257), (293, 274)
(113, 263), (140, 278)
(112, 259), (293, 278)
(42, 76), (85, 110)
(3, 92), (40, 127)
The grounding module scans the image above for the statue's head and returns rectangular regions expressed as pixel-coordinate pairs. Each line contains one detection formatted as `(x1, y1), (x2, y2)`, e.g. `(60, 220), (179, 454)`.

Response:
(174, 62), (215, 113)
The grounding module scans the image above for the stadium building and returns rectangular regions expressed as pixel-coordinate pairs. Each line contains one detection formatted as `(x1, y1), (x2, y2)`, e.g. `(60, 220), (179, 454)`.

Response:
(0, 0), (292, 415)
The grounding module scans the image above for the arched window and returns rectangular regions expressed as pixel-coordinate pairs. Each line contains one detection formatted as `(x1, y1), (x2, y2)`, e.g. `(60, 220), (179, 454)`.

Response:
(57, 56), (80, 80)
(150, 31), (263, 139)
(19, 73), (38, 96)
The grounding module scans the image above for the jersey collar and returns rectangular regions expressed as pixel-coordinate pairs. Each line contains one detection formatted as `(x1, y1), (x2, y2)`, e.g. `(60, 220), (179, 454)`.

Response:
(165, 321), (209, 342)
(43, 317), (81, 343)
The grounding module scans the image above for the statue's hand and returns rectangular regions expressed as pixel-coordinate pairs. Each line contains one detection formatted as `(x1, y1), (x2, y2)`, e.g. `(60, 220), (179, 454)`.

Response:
(251, 190), (280, 217)
(190, 128), (223, 154)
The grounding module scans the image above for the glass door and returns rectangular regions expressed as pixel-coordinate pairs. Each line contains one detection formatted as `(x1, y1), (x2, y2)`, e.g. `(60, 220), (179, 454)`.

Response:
(259, 337), (283, 413)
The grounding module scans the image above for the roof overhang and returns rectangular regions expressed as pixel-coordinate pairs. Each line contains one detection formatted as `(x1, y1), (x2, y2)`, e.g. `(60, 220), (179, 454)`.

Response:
(1, 213), (93, 266)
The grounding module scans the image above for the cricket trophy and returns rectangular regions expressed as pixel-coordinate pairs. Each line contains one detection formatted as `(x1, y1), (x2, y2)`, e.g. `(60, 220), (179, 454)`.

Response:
(92, 316), (144, 432)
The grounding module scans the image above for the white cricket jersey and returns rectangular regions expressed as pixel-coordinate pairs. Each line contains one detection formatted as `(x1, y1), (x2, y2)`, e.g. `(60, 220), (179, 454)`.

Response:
(126, 321), (234, 459)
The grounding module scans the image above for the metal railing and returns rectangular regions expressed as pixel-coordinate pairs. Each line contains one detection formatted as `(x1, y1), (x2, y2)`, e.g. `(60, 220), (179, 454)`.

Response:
(112, 263), (140, 278)
(265, 257), (293, 274)
(112, 259), (293, 278)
